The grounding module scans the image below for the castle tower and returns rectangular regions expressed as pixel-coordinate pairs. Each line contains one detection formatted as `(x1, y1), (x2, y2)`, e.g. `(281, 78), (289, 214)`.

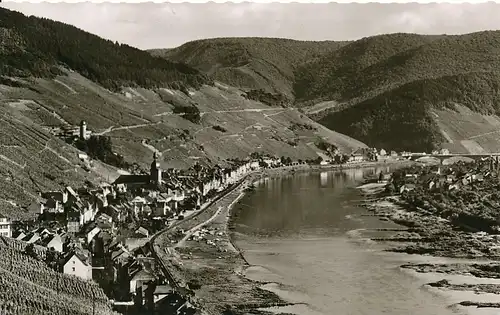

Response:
(150, 152), (162, 185)
(79, 120), (87, 140)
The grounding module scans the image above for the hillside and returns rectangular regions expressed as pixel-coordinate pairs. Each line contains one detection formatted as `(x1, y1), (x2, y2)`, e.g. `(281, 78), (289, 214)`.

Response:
(0, 8), (211, 91)
(150, 37), (348, 104)
(0, 237), (117, 315)
(306, 31), (500, 152)
(155, 32), (500, 153)
(0, 8), (365, 220)
(318, 71), (500, 153)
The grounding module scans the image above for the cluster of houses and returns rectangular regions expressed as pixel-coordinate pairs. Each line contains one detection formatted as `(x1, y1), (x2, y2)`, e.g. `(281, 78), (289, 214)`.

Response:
(0, 149), (278, 310)
(319, 147), (403, 165)
(51, 120), (92, 141)
(390, 156), (499, 194)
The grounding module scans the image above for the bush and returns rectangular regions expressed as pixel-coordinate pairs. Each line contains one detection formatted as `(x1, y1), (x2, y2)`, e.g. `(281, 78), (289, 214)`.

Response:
(75, 135), (130, 169)
(173, 105), (201, 124)
(212, 125), (227, 133)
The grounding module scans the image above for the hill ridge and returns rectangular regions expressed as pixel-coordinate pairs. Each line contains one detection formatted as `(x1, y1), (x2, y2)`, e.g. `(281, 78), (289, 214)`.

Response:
(152, 31), (500, 153)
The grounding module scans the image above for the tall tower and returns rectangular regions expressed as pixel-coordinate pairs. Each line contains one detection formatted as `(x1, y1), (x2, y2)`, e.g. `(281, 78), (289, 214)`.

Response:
(150, 152), (162, 185)
(79, 120), (87, 140)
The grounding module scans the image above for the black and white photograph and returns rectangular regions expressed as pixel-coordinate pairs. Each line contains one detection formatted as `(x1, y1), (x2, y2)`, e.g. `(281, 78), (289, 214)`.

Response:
(2, 1), (500, 314)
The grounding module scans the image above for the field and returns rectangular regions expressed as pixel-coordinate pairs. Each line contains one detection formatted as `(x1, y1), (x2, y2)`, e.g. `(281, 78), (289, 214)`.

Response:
(432, 104), (500, 154)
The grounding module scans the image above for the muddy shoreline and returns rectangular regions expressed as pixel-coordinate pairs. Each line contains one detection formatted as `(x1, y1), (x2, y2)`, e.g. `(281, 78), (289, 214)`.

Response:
(358, 181), (500, 309)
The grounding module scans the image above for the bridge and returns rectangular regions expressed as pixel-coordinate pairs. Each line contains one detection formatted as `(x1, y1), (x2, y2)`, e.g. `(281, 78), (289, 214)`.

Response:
(406, 153), (500, 163)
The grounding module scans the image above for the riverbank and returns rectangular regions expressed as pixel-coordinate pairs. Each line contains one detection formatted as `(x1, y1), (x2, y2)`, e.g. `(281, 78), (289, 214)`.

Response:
(154, 160), (410, 314)
(357, 179), (500, 309)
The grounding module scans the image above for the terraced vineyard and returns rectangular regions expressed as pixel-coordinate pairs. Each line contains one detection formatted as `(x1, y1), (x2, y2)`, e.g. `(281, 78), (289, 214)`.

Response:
(0, 237), (117, 315)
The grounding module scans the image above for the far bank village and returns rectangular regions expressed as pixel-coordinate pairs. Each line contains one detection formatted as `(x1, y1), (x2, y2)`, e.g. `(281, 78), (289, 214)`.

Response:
(0, 120), (439, 313)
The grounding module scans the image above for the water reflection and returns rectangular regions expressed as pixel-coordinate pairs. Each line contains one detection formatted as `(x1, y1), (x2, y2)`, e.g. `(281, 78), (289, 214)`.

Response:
(320, 172), (328, 187)
(234, 166), (401, 237)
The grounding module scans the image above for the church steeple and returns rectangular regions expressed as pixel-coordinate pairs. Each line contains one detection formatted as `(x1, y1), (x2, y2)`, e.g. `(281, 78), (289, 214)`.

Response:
(150, 152), (162, 185)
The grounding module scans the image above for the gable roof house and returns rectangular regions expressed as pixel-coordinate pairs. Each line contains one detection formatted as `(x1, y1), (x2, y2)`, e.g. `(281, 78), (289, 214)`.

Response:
(151, 195), (174, 217)
(129, 269), (156, 294)
(131, 196), (148, 216)
(134, 227), (149, 238)
(38, 233), (65, 252)
(60, 251), (92, 280)
(95, 213), (113, 230)
(22, 232), (42, 244)
(109, 205), (126, 222)
(112, 248), (132, 266)
(40, 196), (64, 214)
(86, 226), (101, 244)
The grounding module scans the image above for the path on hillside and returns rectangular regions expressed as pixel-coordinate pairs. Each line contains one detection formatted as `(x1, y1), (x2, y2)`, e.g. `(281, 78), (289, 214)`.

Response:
(95, 122), (161, 135)
(141, 139), (162, 156)
(200, 107), (294, 117)
(467, 129), (500, 140)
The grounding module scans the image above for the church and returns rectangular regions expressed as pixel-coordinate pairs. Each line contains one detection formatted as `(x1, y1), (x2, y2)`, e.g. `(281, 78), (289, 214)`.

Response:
(113, 153), (163, 192)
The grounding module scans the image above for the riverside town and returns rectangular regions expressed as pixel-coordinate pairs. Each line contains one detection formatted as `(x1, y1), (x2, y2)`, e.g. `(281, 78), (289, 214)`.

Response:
(5, 4), (500, 315)
(0, 119), (410, 315)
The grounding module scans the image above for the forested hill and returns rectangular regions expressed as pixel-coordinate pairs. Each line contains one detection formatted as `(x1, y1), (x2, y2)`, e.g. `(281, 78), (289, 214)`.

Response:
(0, 8), (211, 91)
(307, 31), (500, 153)
(150, 37), (349, 103)
(156, 32), (500, 153)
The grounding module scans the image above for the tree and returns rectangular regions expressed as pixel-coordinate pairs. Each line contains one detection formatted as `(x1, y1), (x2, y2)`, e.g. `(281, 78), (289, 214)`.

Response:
(25, 243), (38, 260)
(45, 247), (61, 271)
(341, 154), (350, 164)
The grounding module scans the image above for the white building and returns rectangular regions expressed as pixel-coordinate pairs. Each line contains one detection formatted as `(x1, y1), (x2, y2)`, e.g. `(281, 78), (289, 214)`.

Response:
(62, 252), (92, 280)
(0, 217), (12, 238)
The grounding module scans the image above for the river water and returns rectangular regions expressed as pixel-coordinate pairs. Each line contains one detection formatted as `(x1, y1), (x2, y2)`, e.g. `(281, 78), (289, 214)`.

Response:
(231, 167), (500, 315)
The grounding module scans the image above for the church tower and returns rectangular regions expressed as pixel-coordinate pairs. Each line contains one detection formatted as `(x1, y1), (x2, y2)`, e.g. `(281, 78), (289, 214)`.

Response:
(150, 152), (162, 185)
(79, 120), (87, 140)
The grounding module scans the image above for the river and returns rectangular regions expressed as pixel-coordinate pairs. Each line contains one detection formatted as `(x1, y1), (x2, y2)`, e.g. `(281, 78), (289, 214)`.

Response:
(230, 166), (500, 315)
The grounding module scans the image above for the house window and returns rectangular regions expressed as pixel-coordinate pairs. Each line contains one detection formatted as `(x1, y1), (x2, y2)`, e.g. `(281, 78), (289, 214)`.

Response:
(72, 267), (75, 272)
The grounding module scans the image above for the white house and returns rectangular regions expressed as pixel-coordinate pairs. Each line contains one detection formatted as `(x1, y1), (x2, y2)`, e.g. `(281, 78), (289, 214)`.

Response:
(62, 252), (92, 280)
(440, 148), (450, 155)
(129, 269), (156, 294)
(40, 234), (64, 252)
(131, 196), (147, 215)
(0, 217), (12, 238)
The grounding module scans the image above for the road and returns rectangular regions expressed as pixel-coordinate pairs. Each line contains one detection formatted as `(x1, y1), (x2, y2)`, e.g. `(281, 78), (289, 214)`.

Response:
(148, 175), (252, 301)
(176, 206), (224, 248)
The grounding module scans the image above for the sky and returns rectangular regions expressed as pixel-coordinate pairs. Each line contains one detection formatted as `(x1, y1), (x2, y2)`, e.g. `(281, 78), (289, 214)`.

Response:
(2, 2), (500, 50)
